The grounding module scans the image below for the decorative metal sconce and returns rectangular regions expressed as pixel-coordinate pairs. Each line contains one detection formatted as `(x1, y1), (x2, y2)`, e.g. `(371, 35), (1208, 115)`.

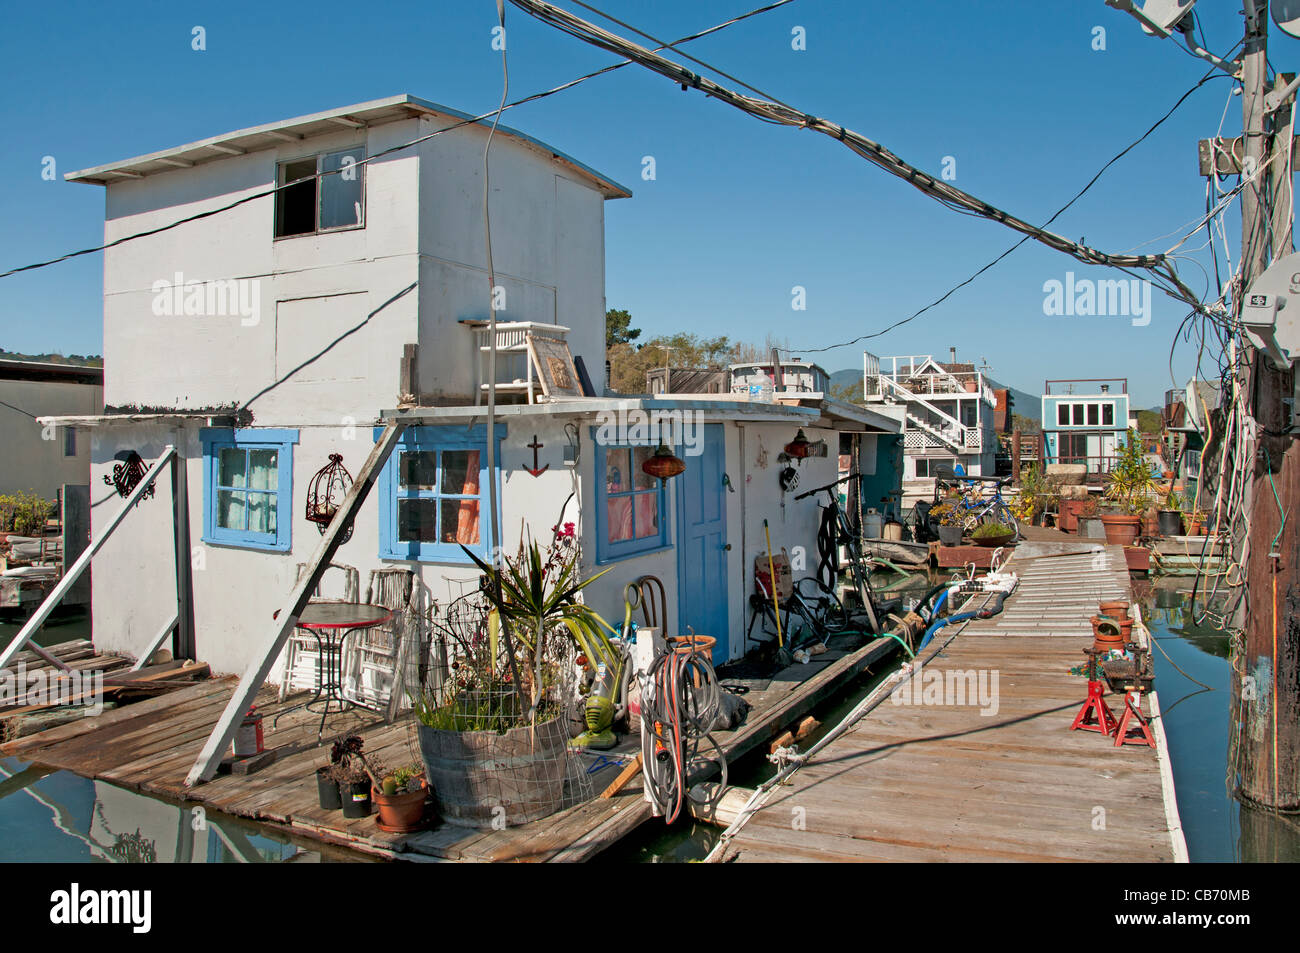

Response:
(104, 451), (155, 501)
(305, 453), (354, 542)
(783, 428), (813, 461)
(641, 442), (686, 483)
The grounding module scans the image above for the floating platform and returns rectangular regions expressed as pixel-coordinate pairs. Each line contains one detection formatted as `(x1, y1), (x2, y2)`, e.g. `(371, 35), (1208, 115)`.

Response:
(3, 633), (905, 862)
(716, 543), (1186, 863)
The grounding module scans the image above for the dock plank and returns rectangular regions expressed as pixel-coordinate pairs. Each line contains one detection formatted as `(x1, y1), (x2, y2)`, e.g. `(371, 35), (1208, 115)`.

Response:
(719, 542), (1184, 864)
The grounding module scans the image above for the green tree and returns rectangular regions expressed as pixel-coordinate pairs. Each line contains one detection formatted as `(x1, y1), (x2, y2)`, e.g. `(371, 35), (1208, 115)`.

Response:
(605, 308), (641, 348)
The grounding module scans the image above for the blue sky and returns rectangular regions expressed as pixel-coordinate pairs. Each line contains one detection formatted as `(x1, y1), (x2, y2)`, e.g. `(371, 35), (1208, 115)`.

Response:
(0, 1), (1283, 406)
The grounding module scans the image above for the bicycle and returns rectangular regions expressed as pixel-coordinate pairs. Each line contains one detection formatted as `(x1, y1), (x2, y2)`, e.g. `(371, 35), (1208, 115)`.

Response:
(793, 473), (882, 634)
(932, 465), (1020, 541)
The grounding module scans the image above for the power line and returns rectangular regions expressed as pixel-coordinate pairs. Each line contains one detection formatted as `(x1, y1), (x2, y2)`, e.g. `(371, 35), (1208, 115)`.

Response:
(0, 1), (795, 282)
(508, 0), (1187, 281)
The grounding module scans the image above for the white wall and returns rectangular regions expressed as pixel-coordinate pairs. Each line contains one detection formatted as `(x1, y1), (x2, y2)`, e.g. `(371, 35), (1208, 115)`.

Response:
(415, 116), (608, 401)
(0, 379), (101, 497)
(101, 119), (423, 423)
(88, 414), (850, 676)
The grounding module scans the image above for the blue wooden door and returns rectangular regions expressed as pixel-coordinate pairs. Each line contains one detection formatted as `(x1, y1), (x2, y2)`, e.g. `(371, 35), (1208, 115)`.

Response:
(677, 423), (729, 665)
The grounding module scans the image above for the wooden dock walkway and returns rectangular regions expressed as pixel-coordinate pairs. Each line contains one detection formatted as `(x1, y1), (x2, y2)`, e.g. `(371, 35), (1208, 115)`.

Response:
(717, 542), (1187, 863)
(2, 631), (903, 862)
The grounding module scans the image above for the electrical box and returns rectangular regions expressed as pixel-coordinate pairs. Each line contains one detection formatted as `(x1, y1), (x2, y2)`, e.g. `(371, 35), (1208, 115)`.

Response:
(1241, 253), (1300, 367)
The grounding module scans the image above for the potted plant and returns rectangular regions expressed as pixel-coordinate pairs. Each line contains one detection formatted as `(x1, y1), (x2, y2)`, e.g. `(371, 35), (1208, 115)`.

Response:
(971, 518), (1016, 548)
(1100, 429), (1155, 546)
(1013, 464), (1057, 528)
(930, 500), (965, 546)
(413, 527), (616, 829)
(1077, 495), (1105, 539)
(322, 736), (383, 818)
(1184, 507), (1208, 536)
(371, 761), (430, 833)
(1157, 489), (1183, 538)
(316, 738), (350, 811)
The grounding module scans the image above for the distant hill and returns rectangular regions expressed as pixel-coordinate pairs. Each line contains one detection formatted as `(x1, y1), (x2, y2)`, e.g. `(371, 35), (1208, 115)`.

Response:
(829, 368), (1041, 422)
(0, 348), (102, 367)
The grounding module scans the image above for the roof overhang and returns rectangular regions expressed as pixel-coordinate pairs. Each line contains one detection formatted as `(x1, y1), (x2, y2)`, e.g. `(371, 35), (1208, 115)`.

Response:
(381, 397), (820, 426)
(37, 412), (237, 429)
(0, 359), (102, 386)
(65, 95), (632, 199)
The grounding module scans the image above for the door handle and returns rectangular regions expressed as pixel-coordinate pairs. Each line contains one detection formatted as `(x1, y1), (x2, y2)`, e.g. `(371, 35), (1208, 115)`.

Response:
(721, 543), (732, 551)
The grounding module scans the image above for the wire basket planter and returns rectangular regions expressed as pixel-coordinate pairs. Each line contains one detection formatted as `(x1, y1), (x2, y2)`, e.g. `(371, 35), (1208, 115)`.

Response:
(408, 531), (614, 828)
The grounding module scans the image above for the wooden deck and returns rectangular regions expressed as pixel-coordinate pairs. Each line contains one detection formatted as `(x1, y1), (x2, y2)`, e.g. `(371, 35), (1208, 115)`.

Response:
(2, 632), (903, 862)
(717, 542), (1187, 863)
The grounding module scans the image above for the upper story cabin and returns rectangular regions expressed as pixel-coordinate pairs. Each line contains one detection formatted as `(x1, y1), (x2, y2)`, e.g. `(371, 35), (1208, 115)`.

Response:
(1041, 378), (1130, 474)
(66, 95), (631, 426)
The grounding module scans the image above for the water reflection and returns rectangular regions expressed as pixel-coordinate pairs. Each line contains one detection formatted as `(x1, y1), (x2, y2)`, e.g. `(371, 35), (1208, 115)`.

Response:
(0, 757), (344, 862)
(1139, 580), (1300, 862)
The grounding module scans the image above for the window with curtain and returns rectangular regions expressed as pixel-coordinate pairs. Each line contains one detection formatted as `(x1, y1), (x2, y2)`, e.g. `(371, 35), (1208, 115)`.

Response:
(200, 429), (298, 551)
(595, 442), (670, 562)
(378, 425), (502, 563)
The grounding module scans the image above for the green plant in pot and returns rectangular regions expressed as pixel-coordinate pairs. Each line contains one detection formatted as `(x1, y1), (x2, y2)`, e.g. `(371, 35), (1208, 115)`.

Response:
(930, 500), (965, 546)
(971, 517), (1017, 548)
(412, 526), (616, 829)
(1156, 489), (1184, 538)
(1100, 429), (1155, 546)
(371, 761), (429, 833)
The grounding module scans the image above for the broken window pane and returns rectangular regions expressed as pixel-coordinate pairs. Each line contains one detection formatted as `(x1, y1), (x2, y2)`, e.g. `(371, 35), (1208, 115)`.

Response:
(319, 149), (364, 230)
(275, 158), (317, 237)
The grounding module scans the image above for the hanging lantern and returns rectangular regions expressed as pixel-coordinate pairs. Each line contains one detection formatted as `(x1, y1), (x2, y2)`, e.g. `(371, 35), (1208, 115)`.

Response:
(103, 450), (155, 500)
(784, 428), (813, 460)
(641, 442), (686, 483)
(305, 453), (354, 541)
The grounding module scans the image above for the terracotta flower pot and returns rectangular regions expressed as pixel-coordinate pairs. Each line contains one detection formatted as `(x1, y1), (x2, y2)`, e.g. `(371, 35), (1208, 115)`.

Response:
(1091, 615), (1131, 653)
(1124, 545), (1150, 573)
(1100, 514), (1141, 546)
(1098, 600), (1130, 622)
(372, 778), (430, 833)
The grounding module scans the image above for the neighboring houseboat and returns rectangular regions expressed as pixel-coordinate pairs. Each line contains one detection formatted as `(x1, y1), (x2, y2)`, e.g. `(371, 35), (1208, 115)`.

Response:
(40, 95), (903, 687)
(0, 358), (101, 497)
(861, 352), (998, 491)
(1041, 378), (1130, 476)
(1163, 381), (1219, 498)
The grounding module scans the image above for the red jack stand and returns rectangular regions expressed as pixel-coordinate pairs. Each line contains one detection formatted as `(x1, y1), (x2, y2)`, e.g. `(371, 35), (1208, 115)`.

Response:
(1114, 691), (1156, 748)
(1071, 648), (1119, 735)
(1071, 678), (1119, 735)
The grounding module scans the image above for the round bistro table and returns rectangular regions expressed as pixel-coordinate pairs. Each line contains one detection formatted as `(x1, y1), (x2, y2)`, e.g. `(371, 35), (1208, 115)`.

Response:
(275, 602), (394, 740)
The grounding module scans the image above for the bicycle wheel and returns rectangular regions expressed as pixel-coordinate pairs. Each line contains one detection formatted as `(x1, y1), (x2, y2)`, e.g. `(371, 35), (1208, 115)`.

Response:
(992, 502), (1020, 541)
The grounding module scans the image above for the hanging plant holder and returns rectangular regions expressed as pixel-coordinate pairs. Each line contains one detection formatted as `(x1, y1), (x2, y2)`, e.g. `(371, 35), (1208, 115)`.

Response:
(641, 442), (686, 483)
(306, 453), (354, 542)
(104, 451), (155, 501)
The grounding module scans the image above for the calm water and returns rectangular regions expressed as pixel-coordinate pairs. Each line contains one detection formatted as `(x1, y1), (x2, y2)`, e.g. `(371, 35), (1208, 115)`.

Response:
(604, 580), (1300, 863)
(0, 607), (91, 649)
(1143, 583), (1300, 862)
(0, 756), (364, 863)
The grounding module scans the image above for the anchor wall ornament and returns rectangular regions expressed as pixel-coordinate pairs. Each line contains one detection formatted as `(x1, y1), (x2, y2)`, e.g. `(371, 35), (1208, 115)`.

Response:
(525, 435), (549, 477)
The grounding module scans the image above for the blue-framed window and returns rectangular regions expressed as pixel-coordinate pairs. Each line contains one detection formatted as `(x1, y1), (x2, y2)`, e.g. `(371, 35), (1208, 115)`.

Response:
(594, 441), (670, 563)
(377, 425), (504, 563)
(199, 428), (298, 552)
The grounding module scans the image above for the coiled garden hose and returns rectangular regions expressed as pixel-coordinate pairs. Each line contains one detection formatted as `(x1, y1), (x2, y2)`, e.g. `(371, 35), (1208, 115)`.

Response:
(641, 647), (727, 824)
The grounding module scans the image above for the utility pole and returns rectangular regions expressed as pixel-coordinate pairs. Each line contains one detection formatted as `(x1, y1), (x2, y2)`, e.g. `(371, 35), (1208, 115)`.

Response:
(1235, 1), (1300, 812)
